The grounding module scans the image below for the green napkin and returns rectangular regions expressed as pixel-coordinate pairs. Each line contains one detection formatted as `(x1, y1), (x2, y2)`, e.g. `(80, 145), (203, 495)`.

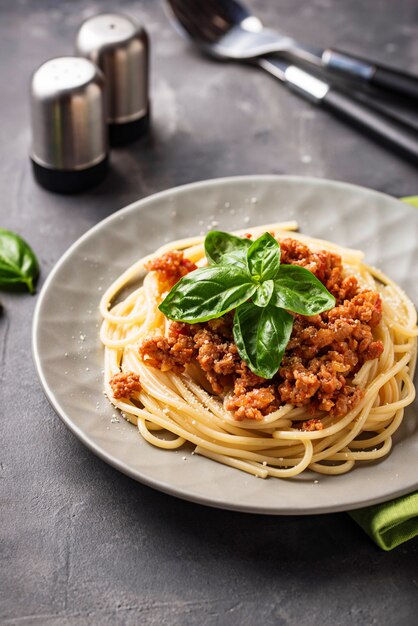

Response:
(348, 195), (418, 551)
(349, 493), (418, 550)
(402, 195), (418, 209)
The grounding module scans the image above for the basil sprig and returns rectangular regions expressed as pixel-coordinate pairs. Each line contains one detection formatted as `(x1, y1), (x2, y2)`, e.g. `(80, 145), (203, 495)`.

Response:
(247, 232), (281, 282)
(159, 231), (335, 378)
(0, 228), (39, 294)
(233, 303), (293, 378)
(159, 266), (256, 323)
(205, 231), (251, 269)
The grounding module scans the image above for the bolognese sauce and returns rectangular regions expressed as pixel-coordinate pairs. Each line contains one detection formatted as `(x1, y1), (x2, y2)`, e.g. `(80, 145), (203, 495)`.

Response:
(139, 239), (383, 422)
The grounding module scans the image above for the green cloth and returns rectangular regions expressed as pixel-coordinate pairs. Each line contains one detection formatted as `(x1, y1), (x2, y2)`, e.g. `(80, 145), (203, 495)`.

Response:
(348, 195), (418, 550)
(349, 493), (418, 551)
(402, 195), (418, 208)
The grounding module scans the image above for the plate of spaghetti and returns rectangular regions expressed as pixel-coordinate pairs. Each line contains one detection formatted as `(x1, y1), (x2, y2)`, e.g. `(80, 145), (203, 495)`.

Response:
(33, 176), (418, 514)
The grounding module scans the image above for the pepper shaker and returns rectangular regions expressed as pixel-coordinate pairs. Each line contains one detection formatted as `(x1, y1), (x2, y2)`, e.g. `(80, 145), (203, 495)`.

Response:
(30, 56), (108, 193)
(76, 13), (150, 146)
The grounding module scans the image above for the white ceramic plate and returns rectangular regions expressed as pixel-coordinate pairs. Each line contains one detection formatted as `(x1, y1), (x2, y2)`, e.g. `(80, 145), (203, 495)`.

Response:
(33, 176), (418, 514)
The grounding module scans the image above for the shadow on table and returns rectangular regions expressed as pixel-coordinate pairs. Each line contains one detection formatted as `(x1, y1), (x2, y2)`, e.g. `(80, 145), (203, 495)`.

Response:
(42, 122), (275, 225)
(94, 455), (418, 577)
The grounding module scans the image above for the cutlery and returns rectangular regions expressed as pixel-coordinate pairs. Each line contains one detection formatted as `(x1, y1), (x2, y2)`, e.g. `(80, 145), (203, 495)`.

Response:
(166, 0), (418, 101)
(166, 0), (418, 163)
(259, 58), (418, 163)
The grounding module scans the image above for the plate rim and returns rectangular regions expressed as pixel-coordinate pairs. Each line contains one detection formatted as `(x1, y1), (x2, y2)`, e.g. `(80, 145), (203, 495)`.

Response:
(32, 174), (418, 515)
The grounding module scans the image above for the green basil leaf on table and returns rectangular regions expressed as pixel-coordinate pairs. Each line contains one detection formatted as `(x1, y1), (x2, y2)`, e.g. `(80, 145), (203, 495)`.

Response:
(0, 228), (39, 294)
(159, 266), (257, 323)
(253, 279), (274, 308)
(246, 232), (281, 281)
(272, 264), (335, 315)
(204, 231), (251, 270)
(233, 302), (294, 378)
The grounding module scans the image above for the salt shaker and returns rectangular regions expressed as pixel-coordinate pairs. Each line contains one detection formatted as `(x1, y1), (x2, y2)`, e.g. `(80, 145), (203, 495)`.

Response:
(76, 13), (150, 146)
(30, 57), (108, 193)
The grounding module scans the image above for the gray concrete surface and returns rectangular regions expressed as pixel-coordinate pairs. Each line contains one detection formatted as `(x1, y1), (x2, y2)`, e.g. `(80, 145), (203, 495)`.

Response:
(1, 1), (418, 624)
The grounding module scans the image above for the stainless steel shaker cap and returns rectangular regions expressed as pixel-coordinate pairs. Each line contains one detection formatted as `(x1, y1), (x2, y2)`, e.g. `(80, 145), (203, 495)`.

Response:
(30, 57), (108, 193)
(76, 13), (150, 145)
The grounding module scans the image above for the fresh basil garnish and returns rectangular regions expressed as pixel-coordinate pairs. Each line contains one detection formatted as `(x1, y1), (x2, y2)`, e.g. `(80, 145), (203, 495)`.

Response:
(253, 279), (274, 308)
(233, 303), (293, 379)
(247, 232), (280, 282)
(205, 231), (251, 269)
(159, 265), (256, 323)
(158, 230), (336, 379)
(0, 228), (39, 294)
(272, 264), (335, 315)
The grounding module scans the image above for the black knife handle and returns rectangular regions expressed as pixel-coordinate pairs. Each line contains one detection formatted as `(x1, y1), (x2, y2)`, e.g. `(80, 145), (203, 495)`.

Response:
(323, 49), (418, 101)
(370, 65), (418, 101)
(322, 88), (418, 164)
(259, 58), (418, 164)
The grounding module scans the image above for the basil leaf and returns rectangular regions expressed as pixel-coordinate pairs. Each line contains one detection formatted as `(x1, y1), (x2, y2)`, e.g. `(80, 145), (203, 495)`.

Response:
(272, 264), (335, 315)
(0, 228), (39, 294)
(247, 232), (280, 281)
(205, 231), (251, 270)
(159, 266), (257, 323)
(253, 279), (274, 308)
(233, 302), (293, 378)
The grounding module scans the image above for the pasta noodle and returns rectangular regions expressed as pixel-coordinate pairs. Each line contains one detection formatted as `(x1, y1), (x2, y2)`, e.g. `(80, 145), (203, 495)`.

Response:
(100, 222), (417, 478)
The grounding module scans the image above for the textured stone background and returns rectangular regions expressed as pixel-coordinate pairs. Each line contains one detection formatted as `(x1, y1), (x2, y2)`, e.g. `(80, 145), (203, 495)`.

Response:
(1, 0), (418, 624)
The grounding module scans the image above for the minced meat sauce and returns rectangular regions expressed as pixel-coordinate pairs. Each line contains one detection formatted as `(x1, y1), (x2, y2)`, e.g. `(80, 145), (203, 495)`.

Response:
(139, 238), (384, 423)
(109, 372), (141, 399)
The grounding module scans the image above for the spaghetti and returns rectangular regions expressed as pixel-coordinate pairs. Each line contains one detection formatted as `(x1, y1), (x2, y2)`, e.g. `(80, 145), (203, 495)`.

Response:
(100, 222), (417, 478)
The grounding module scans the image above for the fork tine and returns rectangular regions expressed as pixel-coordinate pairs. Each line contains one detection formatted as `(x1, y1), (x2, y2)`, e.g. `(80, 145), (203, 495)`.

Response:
(166, 0), (238, 43)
